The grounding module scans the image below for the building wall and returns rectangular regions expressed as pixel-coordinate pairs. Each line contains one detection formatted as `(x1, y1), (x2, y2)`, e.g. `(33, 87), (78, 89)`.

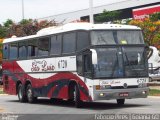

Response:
(133, 4), (160, 20)
(38, 0), (160, 23)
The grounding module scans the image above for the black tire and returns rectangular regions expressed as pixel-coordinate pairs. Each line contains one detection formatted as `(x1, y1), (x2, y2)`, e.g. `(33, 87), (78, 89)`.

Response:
(26, 84), (36, 103)
(50, 98), (59, 103)
(117, 99), (125, 105)
(18, 84), (27, 102)
(74, 85), (82, 108)
(0, 81), (3, 85)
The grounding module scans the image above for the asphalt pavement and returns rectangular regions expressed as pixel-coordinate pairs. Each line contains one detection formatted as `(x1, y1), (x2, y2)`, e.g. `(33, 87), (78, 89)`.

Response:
(0, 95), (160, 120)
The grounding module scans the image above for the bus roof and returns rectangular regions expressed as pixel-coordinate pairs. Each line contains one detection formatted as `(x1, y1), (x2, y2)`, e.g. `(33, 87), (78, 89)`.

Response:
(3, 23), (141, 44)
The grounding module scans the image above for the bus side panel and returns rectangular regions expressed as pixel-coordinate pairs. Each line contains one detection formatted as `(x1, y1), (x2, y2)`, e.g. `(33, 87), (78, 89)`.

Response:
(57, 86), (69, 99)
(47, 86), (57, 98)
(30, 73), (91, 101)
(3, 61), (17, 95)
(3, 60), (92, 101)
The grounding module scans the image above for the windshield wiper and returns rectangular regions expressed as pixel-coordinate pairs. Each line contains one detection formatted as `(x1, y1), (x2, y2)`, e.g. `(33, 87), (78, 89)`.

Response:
(124, 52), (139, 76)
(111, 53), (119, 77)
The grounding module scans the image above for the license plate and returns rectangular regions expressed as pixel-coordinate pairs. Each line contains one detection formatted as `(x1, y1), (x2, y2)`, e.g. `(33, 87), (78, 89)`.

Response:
(119, 92), (129, 97)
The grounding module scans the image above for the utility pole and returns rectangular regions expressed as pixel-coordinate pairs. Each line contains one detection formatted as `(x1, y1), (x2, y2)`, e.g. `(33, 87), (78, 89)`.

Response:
(22, 0), (24, 19)
(89, 0), (94, 23)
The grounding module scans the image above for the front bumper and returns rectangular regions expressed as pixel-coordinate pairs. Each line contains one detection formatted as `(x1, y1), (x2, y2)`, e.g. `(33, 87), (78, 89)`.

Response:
(93, 87), (149, 101)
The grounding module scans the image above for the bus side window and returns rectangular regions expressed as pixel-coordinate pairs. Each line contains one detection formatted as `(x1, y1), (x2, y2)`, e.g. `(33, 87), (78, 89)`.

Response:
(77, 55), (83, 75)
(77, 52), (92, 77)
(62, 32), (76, 54)
(84, 54), (92, 73)
(38, 37), (50, 56)
(28, 39), (38, 57)
(18, 41), (27, 59)
(77, 31), (89, 51)
(9, 43), (18, 60)
(3, 44), (9, 59)
(50, 34), (62, 55)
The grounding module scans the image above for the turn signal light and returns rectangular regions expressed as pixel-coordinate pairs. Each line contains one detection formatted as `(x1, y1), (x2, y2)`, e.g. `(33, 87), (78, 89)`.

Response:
(95, 85), (100, 90)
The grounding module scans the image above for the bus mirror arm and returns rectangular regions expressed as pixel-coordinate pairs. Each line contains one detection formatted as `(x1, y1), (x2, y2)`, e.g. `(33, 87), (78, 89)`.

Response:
(145, 44), (149, 50)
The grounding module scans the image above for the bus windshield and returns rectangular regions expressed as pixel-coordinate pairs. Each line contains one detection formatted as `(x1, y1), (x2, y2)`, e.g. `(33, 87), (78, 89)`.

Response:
(93, 47), (148, 78)
(91, 30), (144, 45)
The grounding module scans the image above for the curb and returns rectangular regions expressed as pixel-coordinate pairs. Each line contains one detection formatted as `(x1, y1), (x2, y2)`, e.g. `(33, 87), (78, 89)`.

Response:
(0, 94), (8, 96)
(148, 96), (160, 99)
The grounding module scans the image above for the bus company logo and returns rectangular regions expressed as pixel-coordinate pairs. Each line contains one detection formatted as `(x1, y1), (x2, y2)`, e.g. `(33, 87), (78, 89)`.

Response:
(31, 60), (55, 72)
(58, 60), (67, 69)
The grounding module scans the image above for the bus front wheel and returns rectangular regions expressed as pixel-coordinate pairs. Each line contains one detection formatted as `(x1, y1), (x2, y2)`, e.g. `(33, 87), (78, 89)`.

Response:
(26, 84), (36, 103)
(117, 99), (125, 105)
(73, 85), (82, 108)
(18, 84), (27, 102)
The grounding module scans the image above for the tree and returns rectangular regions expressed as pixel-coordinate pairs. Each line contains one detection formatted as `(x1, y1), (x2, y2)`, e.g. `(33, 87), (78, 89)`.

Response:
(95, 10), (121, 23)
(3, 19), (14, 28)
(19, 19), (32, 25)
(129, 17), (160, 47)
(7, 19), (58, 37)
(0, 18), (59, 63)
(0, 27), (8, 39)
(0, 19), (14, 38)
(0, 39), (3, 64)
(150, 12), (160, 22)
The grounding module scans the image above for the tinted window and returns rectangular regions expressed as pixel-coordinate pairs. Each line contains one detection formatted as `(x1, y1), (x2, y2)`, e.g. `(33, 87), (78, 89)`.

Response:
(91, 31), (116, 45)
(117, 31), (144, 44)
(84, 54), (92, 73)
(38, 37), (50, 56)
(9, 43), (18, 59)
(91, 30), (144, 45)
(19, 41), (27, 59)
(3, 44), (9, 59)
(77, 55), (83, 75)
(28, 39), (38, 57)
(77, 31), (89, 51)
(122, 47), (147, 77)
(63, 32), (76, 54)
(50, 35), (62, 55)
(94, 48), (119, 78)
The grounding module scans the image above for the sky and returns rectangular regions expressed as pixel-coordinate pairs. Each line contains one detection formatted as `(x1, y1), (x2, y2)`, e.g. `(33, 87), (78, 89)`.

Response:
(0, 0), (126, 24)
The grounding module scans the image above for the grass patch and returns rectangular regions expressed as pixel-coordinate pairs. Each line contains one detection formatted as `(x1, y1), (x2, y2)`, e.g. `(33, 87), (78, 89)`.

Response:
(0, 90), (4, 94)
(0, 89), (4, 94)
(0, 86), (4, 94)
(149, 89), (160, 96)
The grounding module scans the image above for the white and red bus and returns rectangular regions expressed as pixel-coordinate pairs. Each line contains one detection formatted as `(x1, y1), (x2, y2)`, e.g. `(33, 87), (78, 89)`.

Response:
(2, 23), (149, 107)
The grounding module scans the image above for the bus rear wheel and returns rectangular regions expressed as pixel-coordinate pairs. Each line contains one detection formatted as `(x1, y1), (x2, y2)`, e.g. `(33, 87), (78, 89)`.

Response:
(18, 84), (27, 102)
(117, 99), (125, 105)
(26, 84), (36, 103)
(73, 85), (82, 108)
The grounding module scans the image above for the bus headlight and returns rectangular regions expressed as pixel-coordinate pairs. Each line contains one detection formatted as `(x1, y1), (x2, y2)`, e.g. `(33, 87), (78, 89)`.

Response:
(99, 93), (105, 97)
(142, 91), (147, 95)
